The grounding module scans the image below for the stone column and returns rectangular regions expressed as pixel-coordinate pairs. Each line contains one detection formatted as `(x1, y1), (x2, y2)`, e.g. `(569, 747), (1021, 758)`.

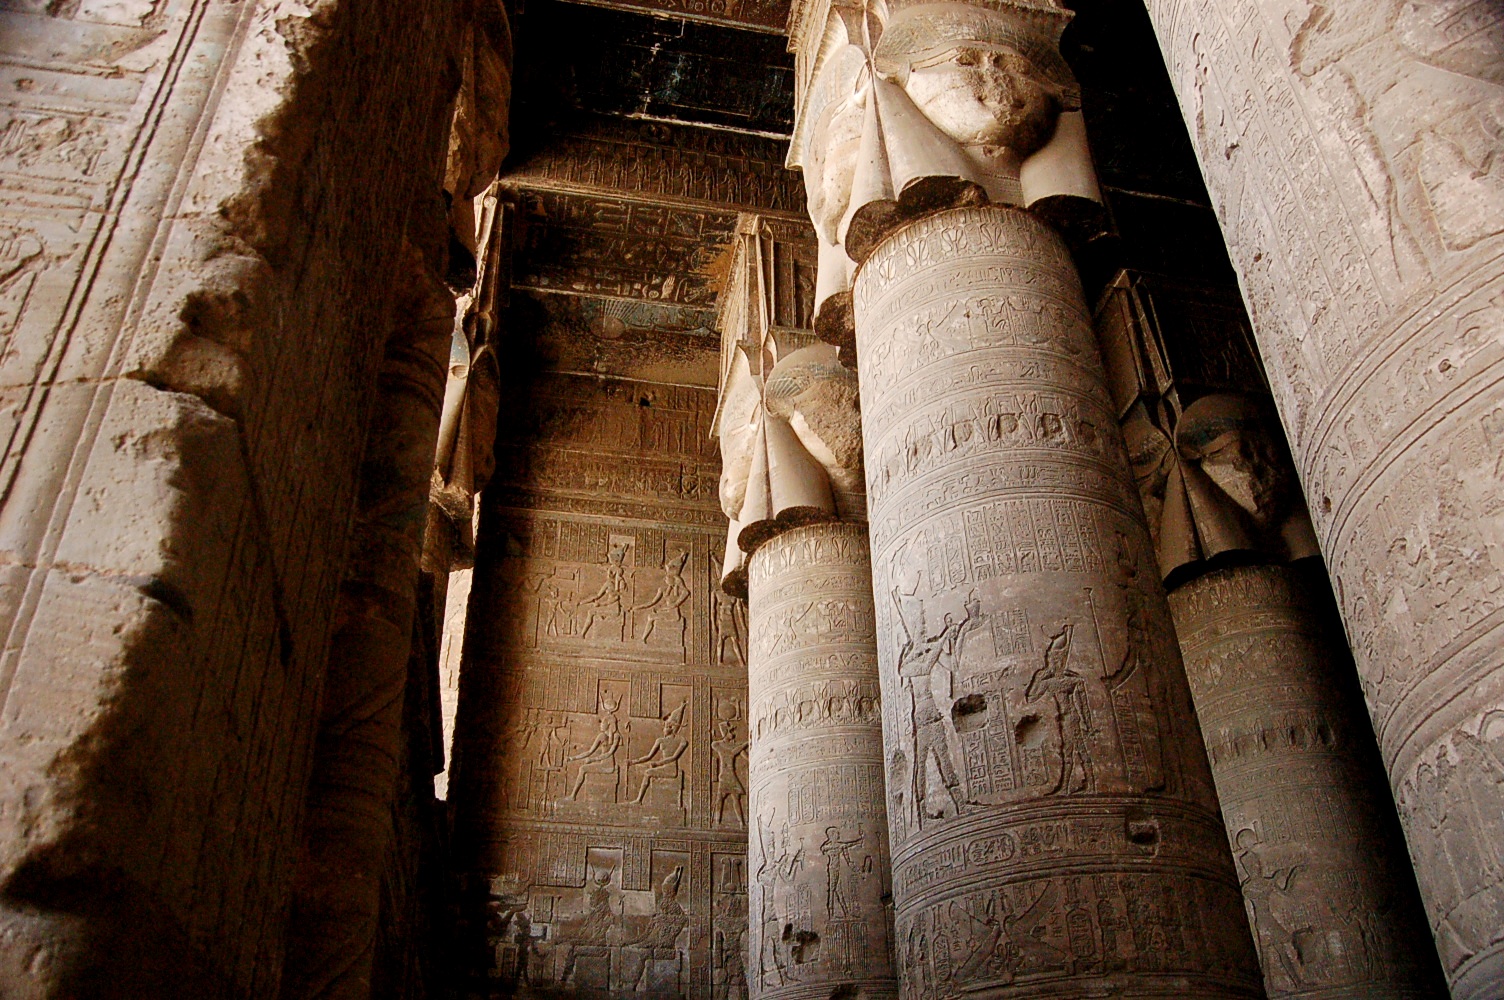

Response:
(1170, 564), (1444, 999)
(787, 3), (1262, 993)
(746, 524), (896, 1000)
(1097, 273), (1445, 999)
(716, 219), (897, 1000)
(1138, 4), (1504, 992)
(856, 205), (1258, 998)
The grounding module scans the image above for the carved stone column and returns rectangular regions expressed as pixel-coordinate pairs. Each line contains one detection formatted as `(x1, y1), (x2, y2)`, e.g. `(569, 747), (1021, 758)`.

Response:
(1170, 565), (1444, 999)
(717, 218), (897, 1000)
(746, 524), (896, 1000)
(1138, 5), (1504, 992)
(1097, 272), (1446, 999)
(856, 205), (1258, 998)
(787, 3), (1261, 994)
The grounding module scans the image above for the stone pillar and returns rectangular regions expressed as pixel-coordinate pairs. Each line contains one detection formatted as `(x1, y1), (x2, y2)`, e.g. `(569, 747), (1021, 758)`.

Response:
(1139, 5), (1504, 992)
(1096, 272), (1445, 999)
(281, 247), (455, 1000)
(746, 523), (896, 1000)
(1170, 564), (1445, 999)
(716, 218), (896, 1000)
(855, 205), (1259, 997)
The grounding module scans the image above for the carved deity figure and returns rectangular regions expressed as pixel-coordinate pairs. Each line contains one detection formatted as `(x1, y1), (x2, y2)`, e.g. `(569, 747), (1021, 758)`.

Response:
(891, 579), (967, 821)
(1234, 829), (1307, 988)
(635, 550), (690, 645)
(568, 701), (625, 801)
(1025, 624), (1098, 795)
(713, 588), (747, 665)
(819, 826), (872, 919)
(629, 702), (690, 806)
(579, 543), (632, 640)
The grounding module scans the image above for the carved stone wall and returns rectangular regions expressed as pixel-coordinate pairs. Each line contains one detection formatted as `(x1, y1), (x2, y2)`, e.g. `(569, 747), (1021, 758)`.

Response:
(0, 2), (459, 995)
(1139, 4), (1504, 992)
(745, 523), (895, 1000)
(451, 372), (748, 1000)
(855, 206), (1261, 997)
(1170, 564), (1444, 999)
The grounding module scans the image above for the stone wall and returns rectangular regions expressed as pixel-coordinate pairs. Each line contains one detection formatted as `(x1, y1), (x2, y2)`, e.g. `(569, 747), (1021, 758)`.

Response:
(451, 365), (750, 1000)
(0, 1), (458, 995)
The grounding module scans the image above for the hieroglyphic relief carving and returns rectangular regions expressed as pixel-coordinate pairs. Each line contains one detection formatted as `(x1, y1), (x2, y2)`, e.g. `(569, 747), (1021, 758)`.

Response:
(1141, 4), (1504, 989)
(854, 206), (1260, 997)
(746, 523), (896, 1000)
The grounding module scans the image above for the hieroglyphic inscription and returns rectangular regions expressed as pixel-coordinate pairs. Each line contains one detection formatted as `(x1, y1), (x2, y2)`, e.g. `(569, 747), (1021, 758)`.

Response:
(504, 115), (805, 215)
(1143, 4), (1504, 990)
(746, 523), (897, 1000)
(512, 189), (738, 306)
(854, 207), (1260, 997)
(1171, 564), (1446, 998)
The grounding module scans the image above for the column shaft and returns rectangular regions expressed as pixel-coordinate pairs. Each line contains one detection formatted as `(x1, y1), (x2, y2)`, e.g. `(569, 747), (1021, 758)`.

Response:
(747, 523), (897, 1000)
(1170, 563), (1445, 999)
(855, 206), (1261, 997)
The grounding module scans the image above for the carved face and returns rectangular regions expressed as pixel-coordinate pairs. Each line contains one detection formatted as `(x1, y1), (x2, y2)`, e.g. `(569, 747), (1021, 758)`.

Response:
(1192, 426), (1290, 529)
(902, 45), (1059, 155)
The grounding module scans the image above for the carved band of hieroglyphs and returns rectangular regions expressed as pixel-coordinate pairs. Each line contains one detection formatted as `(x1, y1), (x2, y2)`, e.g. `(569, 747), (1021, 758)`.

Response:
(747, 523), (896, 1000)
(855, 206), (1262, 997)
(865, 386), (1126, 508)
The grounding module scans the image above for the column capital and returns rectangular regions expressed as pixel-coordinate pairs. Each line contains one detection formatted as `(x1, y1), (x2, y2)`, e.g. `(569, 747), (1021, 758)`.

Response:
(714, 218), (866, 595)
(787, 0), (1101, 338)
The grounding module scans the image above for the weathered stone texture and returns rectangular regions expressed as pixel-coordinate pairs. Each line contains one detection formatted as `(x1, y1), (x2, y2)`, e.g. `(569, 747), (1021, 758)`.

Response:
(1141, 2), (1504, 993)
(856, 206), (1261, 997)
(0, 0), (458, 994)
(1171, 564), (1444, 999)
(746, 523), (895, 1000)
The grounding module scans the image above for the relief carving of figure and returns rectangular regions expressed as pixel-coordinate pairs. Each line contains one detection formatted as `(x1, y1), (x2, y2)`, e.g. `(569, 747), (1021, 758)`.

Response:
(713, 588), (747, 665)
(1234, 829), (1309, 989)
(891, 575), (970, 821)
(634, 550), (690, 645)
(711, 718), (749, 826)
(819, 825), (872, 919)
(568, 697), (626, 801)
(629, 702), (690, 806)
(579, 542), (632, 640)
(1025, 623), (1098, 795)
